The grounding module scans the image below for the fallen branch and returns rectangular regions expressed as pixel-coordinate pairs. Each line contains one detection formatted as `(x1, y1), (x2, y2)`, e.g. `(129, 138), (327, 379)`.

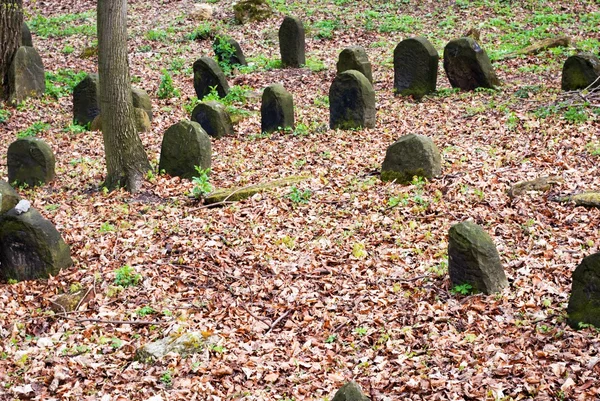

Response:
(551, 192), (600, 208)
(497, 36), (570, 60)
(266, 310), (292, 335)
(55, 314), (166, 326)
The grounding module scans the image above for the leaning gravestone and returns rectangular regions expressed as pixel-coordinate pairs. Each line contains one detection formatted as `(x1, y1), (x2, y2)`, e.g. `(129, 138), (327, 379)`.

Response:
(193, 57), (230, 99)
(21, 23), (33, 47)
(443, 37), (500, 91)
(73, 73), (100, 126)
(567, 252), (600, 329)
(131, 87), (153, 121)
(8, 46), (45, 104)
(0, 180), (21, 214)
(159, 121), (211, 179)
(261, 84), (294, 133)
(329, 70), (376, 130)
(561, 53), (600, 91)
(0, 206), (73, 282)
(190, 101), (234, 139)
(279, 16), (305, 68)
(7, 138), (55, 187)
(381, 134), (441, 184)
(448, 221), (508, 294)
(332, 382), (369, 401)
(213, 36), (247, 67)
(336, 46), (373, 84)
(394, 37), (439, 98)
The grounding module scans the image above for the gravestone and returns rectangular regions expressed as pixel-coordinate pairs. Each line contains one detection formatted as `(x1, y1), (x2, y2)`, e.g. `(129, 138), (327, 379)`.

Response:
(567, 252), (600, 329)
(0, 181), (21, 214)
(131, 87), (153, 121)
(394, 37), (439, 98)
(261, 84), (294, 133)
(0, 207), (73, 282)
(443, 37), (500, 91)
(159, 121), (211, 179)
(193, 57), (230, 99)
(329, 70), (375, 130)
(8, 46), (45, 104)
(279, 16), (305, 68)
(561, 53), (600, 91)
(135, 331), (221, 363)
(21, 23), (33, 47)
(233, 0), (273, 24)
(448, 221), (508, 294)
(73, 73), (100, 126)
(332, 382), (369, 401)
(213, 36), (247, 67)
(7, 138), (55, 187)
(381, 134), (441, 184)
(336, 46), (373, 84)
(90, 108), (151, 133)
(190, 101), (234, 139)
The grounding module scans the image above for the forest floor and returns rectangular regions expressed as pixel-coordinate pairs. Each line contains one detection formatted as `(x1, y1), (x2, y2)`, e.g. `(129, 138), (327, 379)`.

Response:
(1, 0), (600, 400)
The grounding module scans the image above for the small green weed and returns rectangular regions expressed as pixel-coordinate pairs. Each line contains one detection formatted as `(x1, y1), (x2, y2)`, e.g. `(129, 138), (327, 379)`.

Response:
(160, 370), (173, 387)
(17, 121), (50, 138)
(187, 22), (214, 41)
(29, 12), (95, 38)
(586, 142), (600, 156)
(191, 167), (212, 199)
(312, 19), (339, 39)
(563, 106), (588, 124)
(0, 109), (10, 123)
(157, 69), (180, 99)
(305, 57), (326, 72)
(62, 45), (75, 54)
(388, 193), (409, 208)
(325, 334), (337, 343)
(213, 35), (239, 73)
(287, 186), (311, 204)
(136, 306), (156, 317)
(145, 29), (168, 41)
(450, 283), (474, 295)
(514, 85), (541, 99)
(114, 265), (142, 287)
(45, 69), (88, 99)
(354, 327), (368, 336)
(352, 242), (367, 258)
(99, 222), (116, 233)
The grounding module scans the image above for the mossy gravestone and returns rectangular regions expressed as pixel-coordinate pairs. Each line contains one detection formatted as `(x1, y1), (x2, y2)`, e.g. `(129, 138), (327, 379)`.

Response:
(443, 37), (500, 91)
(213, 36), (247, 67)
(561, 53), (600, 91)
(0, 207), (72, 282)
(73, 73), (100, 126)
(567, 252), (600, 329)
(394, 37), (439, 98)
(0, 181), (21, 214)
(90, 108), (151, 133)
(332, 382), (369, 401)
(279, 16), (305, 68)
(159, 121), (211, 179)
(8, 46), (45, 104)
(329, 70), (376, 130)
(7, 138), (55, 187)
(191, 101), (234, 139)
(448, 221), (508, 294)
(261, 84), (294, 133)
(337, 46), (373, 84)
(21, 23), (33, 47)
(193, 57), (230, 99)
(131, 87), (153, 121)
(381, 134), (441, 184)
(233, 0), (273, 24)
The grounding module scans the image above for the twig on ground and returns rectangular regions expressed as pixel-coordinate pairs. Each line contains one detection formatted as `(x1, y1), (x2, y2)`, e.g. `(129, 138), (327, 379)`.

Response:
(266, 310), (292, 335)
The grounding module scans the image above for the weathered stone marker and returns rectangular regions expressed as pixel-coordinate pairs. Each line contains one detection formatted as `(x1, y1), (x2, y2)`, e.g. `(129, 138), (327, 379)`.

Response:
(561, 52), (600, 91)
(90, 108), (151, 133)
(233, 0), (273, 24)
(131, 87), (153, 121)
(0, 207), (73, 282)
(261, 84), (294, 133)
(332, 382), (369, 401)
(73, 73), (100, 126)
(567, 252), (600, 329)
(190, 101), (234, 139)
(0, 180), (21, 214)
(8, 46), (45, 104)
(159, 121), (211, 179)
(193, 56), (230, 99)
(135, 331), (221, 363)
(394, 36), (439, 98)
(7, 138), (55, 187)
(21, 23), (33, 47)
(443, 37), (500, 91)
(381, 134), (441, 184)
(213, 36), (247, 67)
(329, 70), (375, 130)
(448, 221), (508, 294)
(336, 46), (373, 84)
(279, 16), (305, 68)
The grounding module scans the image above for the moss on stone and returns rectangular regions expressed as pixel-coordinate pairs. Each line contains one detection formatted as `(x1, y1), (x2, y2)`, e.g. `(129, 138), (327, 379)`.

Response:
(204, 175), (309, 205)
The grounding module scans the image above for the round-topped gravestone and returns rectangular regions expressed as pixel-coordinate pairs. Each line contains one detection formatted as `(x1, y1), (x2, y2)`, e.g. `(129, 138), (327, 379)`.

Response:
(394, 37), (439, 98)
(332, 382), (369, 401)
(21, 23), (33, 47)
(381, 134), (441, 184)
(279, 16), (305, 68)
(443, 37), (500, 91)
(159, 121), (211, 179)
(131, 87), (153, 121)
(561, 53), (600, 91)
(336, 46), (373, 84)
(0, 180), (21, 214)
(567, 252), (600, 329)
(329, 70), (375, 130)
(8, 46), (45, 104)
(261, 84), (294, 133)
(7, 138), (55, 187)
(190, 101), (234, 139)
(233, 0), (273, 24)
(193, 57), (230, 99)
(73, 73), (100, 126)
(213, 36), (247, 67)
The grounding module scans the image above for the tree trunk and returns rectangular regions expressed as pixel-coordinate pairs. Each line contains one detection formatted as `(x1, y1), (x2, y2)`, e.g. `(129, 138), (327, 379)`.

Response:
(0, 0), (23, 101)
(97, 0), (150, 193)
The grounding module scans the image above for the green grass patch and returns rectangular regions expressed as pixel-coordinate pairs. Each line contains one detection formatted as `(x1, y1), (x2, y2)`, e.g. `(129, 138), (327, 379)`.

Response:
(45, 69), (88, 99)
(28, 12), (95, 38)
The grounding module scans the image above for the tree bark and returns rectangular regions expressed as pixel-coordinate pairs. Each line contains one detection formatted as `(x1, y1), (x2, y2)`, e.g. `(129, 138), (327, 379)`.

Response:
(0, 0), (23, 101)
(97, 0), (150, 193)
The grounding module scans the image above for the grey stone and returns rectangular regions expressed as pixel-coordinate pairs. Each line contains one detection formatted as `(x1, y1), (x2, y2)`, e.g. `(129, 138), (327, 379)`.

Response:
(443, 37), (500, 91)
(337, 46), (373, 84)
(561, 52), (600, 91)
(131, 87), (153, 121)
(190, 101), (234, 139)
(329, 70), (375, 130)
(0, 181), (21, 214)
(193, 56), (230, 99)
(72, 73), (100, 126)
(567, 252), (600, 329)
(90, 108), (151, 133)
(159, 121), (211, 179)
(213, 36), (247, 67)
(0, 207), (72, 282)
(261, 83), (294, 133)
(7, 138), (55, 188)
(21, 23), (33, 47)
(332, 382), (369, 401)
(448, 221), (508, 295)
(8, 46), (45, 104)
(279, 16), (305, 68)
(381, 134), (441, 184)
(233, 0), (273, 24)
(394, 37), (439, 98)
(135, 331), (220, 363)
